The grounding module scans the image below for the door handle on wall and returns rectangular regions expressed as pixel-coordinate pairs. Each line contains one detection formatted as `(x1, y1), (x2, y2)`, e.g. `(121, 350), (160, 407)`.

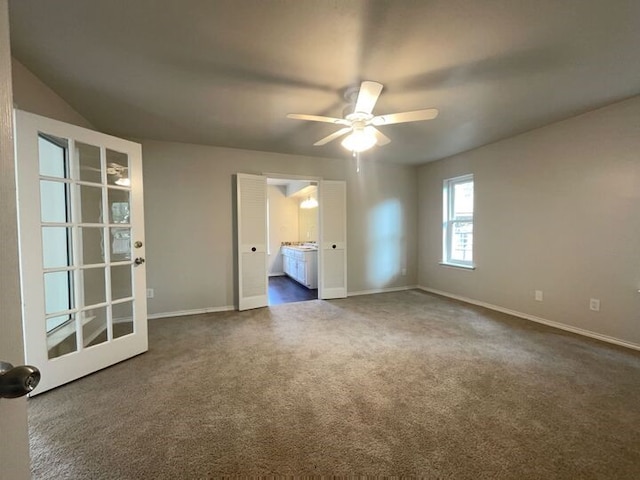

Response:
(0, 361), (41, 398)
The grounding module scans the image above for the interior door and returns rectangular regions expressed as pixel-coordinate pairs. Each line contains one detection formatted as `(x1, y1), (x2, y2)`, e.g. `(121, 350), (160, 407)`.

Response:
(14, 109), (148, 395)
(236, 173), (268, 310)
(319, 180), (347, 299)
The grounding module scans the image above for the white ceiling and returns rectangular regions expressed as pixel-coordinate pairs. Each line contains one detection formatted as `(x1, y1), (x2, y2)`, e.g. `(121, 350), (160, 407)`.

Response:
(8, 0), (640, 165)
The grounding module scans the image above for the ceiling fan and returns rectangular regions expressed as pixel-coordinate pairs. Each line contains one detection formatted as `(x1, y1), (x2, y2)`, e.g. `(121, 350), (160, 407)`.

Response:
(286, 80), (439, 153)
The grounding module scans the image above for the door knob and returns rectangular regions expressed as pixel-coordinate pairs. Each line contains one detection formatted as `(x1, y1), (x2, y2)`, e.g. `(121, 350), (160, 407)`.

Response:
(0, 361), (41, 398)
(134, 257), (145, 266)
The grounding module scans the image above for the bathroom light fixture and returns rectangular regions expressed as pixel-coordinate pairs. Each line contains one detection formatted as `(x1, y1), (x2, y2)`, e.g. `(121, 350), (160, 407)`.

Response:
(341, 126), (377, 153)
(300, 196), (318, 209)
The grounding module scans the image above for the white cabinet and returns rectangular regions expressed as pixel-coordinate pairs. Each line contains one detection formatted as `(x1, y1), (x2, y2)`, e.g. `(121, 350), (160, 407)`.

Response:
(296, 260), (305, 284)
(281, 247), (318, 289)
(304, 256), (317, 289)
(282, 249), (292, 276)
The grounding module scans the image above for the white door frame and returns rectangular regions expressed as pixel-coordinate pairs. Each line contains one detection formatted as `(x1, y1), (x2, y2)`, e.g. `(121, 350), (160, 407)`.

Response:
(0, 0), (31, 476)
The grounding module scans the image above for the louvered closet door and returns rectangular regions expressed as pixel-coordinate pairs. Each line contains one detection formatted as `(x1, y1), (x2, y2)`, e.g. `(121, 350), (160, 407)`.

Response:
(319, 180), (347, 299)
(236, 173), (268, 310)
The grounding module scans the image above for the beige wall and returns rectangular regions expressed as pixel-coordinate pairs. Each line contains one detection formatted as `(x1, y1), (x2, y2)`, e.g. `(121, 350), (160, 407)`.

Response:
(142, 140), (419, 314)
(267, 185), (299, 275)
(418, 96), (640, 346)
(11, 57), (93, 128)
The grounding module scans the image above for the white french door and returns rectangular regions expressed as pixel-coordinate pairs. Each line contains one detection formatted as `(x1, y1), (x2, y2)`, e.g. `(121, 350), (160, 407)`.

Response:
(236, 173), (268, 310)
(319, 180), (347, 299)
(14, 110), (148, 395)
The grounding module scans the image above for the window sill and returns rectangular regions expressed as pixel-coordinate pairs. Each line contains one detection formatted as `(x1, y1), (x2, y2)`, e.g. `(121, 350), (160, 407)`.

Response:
(439, 262), (476, 270)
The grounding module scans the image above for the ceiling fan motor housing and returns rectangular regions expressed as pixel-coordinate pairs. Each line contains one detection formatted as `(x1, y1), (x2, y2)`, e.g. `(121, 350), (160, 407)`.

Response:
(345, 112), (373, 128)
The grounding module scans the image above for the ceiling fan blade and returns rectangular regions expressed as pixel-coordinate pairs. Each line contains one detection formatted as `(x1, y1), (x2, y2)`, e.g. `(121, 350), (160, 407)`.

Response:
(313, 127), (352, 146)
(287, 113), (350, 125)
(354, 81), (383, 114)
(366, 126), (391, 146)
(372, 108), (439, 126)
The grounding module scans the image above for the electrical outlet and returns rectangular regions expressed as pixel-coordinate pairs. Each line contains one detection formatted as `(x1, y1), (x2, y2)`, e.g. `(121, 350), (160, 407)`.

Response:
(535, 290), (543, 302)
(589, 298), (600, 311)
(147, 288), (155, 299)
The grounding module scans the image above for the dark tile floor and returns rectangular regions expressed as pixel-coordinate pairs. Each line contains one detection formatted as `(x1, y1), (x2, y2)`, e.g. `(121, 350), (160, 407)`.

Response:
(268, 275), (318, 305)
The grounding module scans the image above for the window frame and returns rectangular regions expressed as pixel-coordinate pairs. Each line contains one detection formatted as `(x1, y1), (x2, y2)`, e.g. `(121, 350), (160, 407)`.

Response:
(442, 173), (475, 269)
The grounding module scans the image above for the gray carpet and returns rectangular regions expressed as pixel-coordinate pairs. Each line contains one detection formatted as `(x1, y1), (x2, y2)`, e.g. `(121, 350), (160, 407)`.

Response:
(28, 290), (640, 479)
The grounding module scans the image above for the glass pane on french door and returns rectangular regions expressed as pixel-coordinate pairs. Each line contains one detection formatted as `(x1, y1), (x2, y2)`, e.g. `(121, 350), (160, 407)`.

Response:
(37, 133), (137, 359)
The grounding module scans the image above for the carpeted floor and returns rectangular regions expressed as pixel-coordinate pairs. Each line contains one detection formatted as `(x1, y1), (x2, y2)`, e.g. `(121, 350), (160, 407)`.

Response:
(28, 290), (640, 479)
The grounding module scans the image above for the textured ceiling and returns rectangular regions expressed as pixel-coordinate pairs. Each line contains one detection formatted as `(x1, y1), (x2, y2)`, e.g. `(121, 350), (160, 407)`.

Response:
(8, 0), (640, 165)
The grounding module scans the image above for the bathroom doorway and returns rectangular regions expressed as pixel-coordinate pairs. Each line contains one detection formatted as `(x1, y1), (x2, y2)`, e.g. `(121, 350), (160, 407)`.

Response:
(236, 173), (345, 310)
(266, 177), (319, 305)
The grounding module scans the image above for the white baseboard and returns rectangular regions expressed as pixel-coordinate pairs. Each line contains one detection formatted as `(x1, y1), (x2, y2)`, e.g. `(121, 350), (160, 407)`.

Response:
(268, 272), (285, 277)
(148, 305), (235, 320)
(418, 286), (640, 351)
(348, 285), (417, 297)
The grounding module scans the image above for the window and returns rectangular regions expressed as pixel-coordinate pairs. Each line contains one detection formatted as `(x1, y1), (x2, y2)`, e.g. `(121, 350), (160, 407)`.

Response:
(442, 174), (474, 268)
(39, 134), (74, 332)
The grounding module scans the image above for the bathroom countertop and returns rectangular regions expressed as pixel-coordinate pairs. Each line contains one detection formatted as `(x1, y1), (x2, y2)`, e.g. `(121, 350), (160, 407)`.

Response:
(282, 245), (318, 252)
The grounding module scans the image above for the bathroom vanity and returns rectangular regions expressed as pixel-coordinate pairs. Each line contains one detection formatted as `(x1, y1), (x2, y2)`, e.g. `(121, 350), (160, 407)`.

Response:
(281, 245), (318, 289)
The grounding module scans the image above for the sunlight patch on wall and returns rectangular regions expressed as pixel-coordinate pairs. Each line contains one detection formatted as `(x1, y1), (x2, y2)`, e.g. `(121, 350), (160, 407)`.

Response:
(367, 199), (403, 287)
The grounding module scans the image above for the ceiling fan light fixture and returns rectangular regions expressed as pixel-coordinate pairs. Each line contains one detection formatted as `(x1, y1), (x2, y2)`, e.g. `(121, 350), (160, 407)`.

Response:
(115, 176), (131, 187)
(341, 128), (376, 153)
